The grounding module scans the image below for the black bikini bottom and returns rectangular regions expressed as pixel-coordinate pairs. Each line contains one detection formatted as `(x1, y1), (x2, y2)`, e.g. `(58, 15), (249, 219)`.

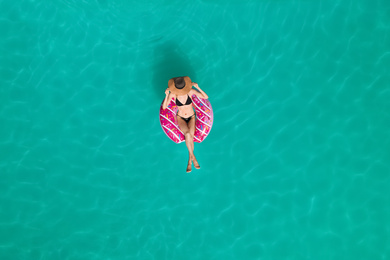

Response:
(177, 113), (195, 123)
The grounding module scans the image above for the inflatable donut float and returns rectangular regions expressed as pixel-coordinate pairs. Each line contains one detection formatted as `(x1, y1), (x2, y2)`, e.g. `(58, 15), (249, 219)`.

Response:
(159, 95), (213, 143)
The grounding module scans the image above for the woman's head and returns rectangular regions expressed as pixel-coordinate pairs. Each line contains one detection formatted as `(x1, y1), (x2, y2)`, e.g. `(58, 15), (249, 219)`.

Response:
(168, 76), (192, 96)
(174, 77), (186, 89)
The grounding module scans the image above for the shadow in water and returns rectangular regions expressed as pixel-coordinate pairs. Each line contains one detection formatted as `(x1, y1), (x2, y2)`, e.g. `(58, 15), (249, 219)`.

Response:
(152, 41), (197, 100)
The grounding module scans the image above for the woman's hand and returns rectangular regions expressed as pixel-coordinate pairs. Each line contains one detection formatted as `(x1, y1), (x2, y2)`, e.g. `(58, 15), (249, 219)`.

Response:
(165, 88), (170, 96)
(191, 82), (208, 99)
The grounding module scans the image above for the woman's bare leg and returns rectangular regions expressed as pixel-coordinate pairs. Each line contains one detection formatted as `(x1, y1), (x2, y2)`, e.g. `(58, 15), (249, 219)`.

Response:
(177, 115), (195, 172)
(188, 116), (200, 169)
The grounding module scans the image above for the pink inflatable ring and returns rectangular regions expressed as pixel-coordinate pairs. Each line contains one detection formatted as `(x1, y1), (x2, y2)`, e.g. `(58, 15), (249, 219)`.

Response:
(159, 95), (213, 143)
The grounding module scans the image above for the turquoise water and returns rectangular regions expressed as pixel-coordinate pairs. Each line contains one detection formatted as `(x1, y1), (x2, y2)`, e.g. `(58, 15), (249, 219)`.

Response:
(1, 0), (389, 259)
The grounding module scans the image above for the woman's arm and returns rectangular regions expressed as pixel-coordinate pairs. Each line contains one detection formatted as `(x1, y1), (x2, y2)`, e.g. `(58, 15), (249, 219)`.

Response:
(163, 88), (174, 110)
(191, 83), (208, 99)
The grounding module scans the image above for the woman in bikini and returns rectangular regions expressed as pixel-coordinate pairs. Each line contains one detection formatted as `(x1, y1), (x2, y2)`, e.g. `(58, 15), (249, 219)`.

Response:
(162, 76), (209, 173)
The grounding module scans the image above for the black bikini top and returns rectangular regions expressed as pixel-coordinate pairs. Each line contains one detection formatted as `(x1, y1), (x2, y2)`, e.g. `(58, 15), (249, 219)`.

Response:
(176, 95), (192, 106)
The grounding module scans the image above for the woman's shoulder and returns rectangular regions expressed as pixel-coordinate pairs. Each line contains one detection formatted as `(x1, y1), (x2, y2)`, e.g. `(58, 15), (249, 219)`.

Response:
(188, 88), (196, 96)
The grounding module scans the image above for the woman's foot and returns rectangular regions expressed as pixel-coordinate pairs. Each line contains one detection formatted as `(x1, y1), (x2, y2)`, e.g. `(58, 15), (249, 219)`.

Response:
(192, 158), (200, 169)
(186, 161), (192, 173)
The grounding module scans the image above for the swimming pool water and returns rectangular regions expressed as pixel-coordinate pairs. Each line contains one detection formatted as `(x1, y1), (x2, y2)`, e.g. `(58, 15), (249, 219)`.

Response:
(1, 0), (389, 259)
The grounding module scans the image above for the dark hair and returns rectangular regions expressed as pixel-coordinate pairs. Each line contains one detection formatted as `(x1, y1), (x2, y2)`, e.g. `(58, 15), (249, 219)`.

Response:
(174, 77), (186, 89)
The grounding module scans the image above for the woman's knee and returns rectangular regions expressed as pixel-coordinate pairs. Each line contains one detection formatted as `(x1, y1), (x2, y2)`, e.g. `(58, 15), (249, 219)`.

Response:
(185, 132), (193, 139)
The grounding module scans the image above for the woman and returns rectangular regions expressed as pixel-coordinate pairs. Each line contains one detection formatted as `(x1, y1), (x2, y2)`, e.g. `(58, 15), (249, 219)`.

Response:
(162, 76), (209, 173)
